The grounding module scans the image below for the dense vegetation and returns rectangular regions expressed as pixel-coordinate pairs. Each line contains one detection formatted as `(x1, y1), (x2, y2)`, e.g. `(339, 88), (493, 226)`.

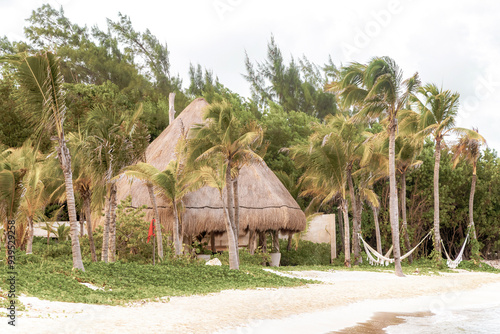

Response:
(1, 4), (499, 278)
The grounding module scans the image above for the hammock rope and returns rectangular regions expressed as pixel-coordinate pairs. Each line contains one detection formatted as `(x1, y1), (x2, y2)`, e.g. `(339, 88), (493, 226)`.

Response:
(441, 233), (469, 269)
(359, 231), (432, 266)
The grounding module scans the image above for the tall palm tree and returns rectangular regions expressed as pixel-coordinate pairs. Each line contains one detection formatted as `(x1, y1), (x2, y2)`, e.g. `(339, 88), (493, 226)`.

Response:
(3, 52), (85, 270)
(195, 160), (240, 269)
(395, 134), (423, 263)
(452, 128), (486, 240)
(121, 136), (196, 256)
(68, 130), (98, 262)
(189, 101), (263, 266)
(292, 122), (357, 267)
(331, 57), (420, 276)
(312, 114), (369, 264)
(86, 104), (148, 262)
(404, 83), (476, 256)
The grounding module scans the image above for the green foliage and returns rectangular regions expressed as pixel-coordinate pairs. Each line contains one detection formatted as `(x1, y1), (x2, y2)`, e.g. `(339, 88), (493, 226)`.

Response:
(280, 239), (332, 266)
(214, 249), (271, 266)
(0, 249), (308, 305)
(56, 224), (71, 241)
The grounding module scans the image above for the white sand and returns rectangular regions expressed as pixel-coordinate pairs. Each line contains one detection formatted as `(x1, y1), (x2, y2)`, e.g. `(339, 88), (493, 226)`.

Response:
(1, 270), (500, 334)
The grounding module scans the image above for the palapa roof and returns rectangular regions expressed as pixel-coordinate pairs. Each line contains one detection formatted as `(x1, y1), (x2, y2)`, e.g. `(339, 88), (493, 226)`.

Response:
(115, 98), (306, 236)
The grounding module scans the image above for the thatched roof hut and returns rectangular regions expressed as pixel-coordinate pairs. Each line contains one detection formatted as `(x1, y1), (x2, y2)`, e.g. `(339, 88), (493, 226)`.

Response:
(115, 98), (305, 236)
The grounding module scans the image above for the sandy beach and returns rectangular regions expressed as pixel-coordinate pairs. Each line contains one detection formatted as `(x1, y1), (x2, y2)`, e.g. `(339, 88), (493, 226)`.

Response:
(2, 269), (500, 334)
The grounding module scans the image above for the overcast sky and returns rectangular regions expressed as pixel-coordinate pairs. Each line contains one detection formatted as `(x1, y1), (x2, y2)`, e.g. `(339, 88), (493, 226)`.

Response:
(2, 0), (500, 152)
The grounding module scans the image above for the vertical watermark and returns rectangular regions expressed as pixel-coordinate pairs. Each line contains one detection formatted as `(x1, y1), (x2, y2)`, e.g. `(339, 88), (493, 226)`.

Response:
(6, 219), (16, 326)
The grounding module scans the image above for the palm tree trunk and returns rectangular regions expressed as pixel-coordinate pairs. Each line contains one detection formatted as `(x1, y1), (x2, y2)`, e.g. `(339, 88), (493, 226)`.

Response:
(259, 231), (267, 252)
(147, 182), (163, 259)
(172, 200), (182, 256)
(211, 231), (217, 253)
(222, 197), (239, 269)
(347, 169), (361, 264)
(83, 192), (97, 262)
(225, 160), (238, 264)
(338, 206), (345, 252)
(341, 199), (351, 267)
(101, 191), (111, 262)
(371, 204), (382, 254)
(433, 138), (442, 255)
(389, 123), (404, 276)
(469, 163), (477, 239)
(401, 171), (412, 263)
(56, 139), (85, 271)
(108, 182), (117, 262)
(287, 232), (293, 251)
(272, 230), (280, 252)
(233, 178), (240, 263)
(248, 230), (256, 254)
(26, 217), (34, 254)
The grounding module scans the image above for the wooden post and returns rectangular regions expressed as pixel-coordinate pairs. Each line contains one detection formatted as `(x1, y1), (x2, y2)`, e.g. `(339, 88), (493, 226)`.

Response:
(248, 230), (256, 255)
(210, 232), (216, 253)
(330, 214), (336, 262)
(169, 92), (176, 125)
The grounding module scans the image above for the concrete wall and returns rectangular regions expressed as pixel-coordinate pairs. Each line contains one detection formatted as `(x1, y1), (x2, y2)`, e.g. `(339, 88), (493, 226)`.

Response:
(300, 214), (335, 244)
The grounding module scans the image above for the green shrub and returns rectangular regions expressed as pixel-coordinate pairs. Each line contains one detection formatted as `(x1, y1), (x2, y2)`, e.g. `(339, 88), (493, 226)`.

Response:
(214, 249), (271, 266)
(279, 239), (331, 266)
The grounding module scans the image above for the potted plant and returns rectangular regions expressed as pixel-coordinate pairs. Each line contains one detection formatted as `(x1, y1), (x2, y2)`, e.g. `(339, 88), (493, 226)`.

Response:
(269, 231), (281, 267)
(193, 240), (211, 260)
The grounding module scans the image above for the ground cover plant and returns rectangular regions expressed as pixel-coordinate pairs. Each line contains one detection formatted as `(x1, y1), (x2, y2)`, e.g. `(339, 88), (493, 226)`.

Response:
(0, 240), (311, 306)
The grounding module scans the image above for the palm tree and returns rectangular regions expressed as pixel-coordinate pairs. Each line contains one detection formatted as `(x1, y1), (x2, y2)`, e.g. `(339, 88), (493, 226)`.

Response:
(2, 52), (85, 270)
(331, 57), (420, 276)
(195, 160), (239, 269)
(452, 128), (486, 240)
(68, 130), (98, 262)
(395, 135), (423, 263)
(86, 104), (148, 262)
(292, 123), (354, 267)
(0, 148), (27, 258)
(189, 101), (263, 267)
(120, 142), (195, 257)
(405, 83), (476, 256)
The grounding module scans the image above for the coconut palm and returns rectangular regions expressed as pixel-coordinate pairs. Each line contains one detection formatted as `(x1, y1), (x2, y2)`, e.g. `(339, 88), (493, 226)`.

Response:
(331, 57), (420, 276)
(403, 83), (478, 256)
(189, 101), (263, 266)
(452, 128), (486, 240)
(395, 134), (423, 263)
(120, 137), (195, 256)
(86, 104), (148, 262)
(0, 148), (27, 257)
(291, 123), (355, 267)
(67, 130), (98, 262)
(2, 51), (85, 270)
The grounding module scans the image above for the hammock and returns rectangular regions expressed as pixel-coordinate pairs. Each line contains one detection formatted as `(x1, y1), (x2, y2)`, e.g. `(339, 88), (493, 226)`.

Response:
(441, 233), (469, 269)
(359, 231), (432, 266)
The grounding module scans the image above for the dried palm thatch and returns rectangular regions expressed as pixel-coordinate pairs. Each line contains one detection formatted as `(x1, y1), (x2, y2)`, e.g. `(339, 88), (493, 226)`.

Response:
(114, 98), (305, 236)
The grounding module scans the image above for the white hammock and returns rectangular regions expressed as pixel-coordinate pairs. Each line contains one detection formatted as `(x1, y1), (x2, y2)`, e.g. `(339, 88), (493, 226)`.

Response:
(441, 233), (469, 269)
(359, 231), (432, 266)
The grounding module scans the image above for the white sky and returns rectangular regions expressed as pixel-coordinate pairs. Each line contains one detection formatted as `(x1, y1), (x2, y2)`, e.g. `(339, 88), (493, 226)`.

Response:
(2, 0), (500, 152)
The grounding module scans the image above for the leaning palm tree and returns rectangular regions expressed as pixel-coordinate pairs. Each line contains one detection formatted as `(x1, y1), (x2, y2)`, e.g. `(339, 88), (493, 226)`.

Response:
(120, 138), (196, 256)
(2, 52), (85, 270)
(189, 101), (263, 266)
(451, 128), (486, 240)
(291, 129), (353, 267)
(331, 57), (420, 276)
(403, 83), (479, 256)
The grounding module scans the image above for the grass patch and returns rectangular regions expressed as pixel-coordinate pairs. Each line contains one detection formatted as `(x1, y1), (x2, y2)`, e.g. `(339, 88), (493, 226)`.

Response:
(0, 250), (309, 306)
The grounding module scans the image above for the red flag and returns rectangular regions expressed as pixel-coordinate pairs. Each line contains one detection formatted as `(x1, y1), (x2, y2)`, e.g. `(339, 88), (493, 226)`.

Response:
(147, 219), (156, 243)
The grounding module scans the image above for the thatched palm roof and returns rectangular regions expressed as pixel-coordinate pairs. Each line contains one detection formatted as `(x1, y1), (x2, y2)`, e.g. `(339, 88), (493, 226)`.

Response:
(115, 98), (305, 236)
